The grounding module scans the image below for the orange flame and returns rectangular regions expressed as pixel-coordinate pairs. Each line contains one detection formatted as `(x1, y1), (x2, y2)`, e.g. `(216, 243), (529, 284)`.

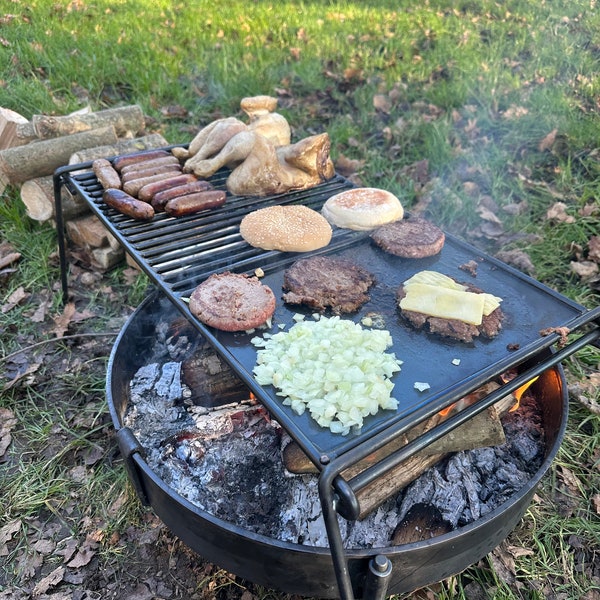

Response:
(509, 376), (539, 412)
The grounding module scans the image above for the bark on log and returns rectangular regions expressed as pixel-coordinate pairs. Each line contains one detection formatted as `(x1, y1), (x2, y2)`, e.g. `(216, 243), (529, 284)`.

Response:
(0, 126), (119, 191)
(32, 105), (145, 139)
(0, 107), (37, 149)
(68, 133), (169, 165)
(20, 176), (93, 222)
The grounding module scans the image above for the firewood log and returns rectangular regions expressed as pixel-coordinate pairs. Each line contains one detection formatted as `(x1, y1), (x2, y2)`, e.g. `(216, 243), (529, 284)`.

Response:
(0, 126), (119, 192)
(68, 133), (169, 165)
(0, 107), (37, 149)
(31, 105), (145, 139)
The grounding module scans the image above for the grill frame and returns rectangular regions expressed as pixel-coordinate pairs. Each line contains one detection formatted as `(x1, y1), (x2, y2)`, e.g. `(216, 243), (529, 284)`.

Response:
(54, 151), (600, 600)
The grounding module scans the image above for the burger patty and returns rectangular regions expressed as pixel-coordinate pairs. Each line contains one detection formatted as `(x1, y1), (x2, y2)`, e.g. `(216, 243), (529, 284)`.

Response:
(282, 255), (375, 314)
(189, 272), (276, 332)
(396, 283), (503, 343)
(370, 216), (445, 258)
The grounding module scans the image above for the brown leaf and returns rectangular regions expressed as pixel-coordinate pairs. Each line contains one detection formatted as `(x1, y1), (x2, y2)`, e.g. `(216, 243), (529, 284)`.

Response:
(0, 407), (17, 458)
(570, 260), (599, 280)
(476, 205), (502, 224)
(32, 566), (65, 596)
(66, 538), (97, 568)
(495, 249), (536, 274)
(538, 128), (558, 152)
(373, 94), (392, 114)
(546, 202), (575, 223)
(0, 519), (21, 557)
(593, 494), (600, 515)
(558, 465), (583, 497)
(588, 236), (600, 262)
(0, 251), (21, 270)
(1, 286), (29, 313)
(334, 154), (365, 177)
(52, 301), (76, 338)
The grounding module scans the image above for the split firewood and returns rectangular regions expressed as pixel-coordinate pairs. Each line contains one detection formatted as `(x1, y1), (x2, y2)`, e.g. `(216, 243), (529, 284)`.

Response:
(0, 126), (119, 193)
(66, 214), (120, 250)
(20, 176), (89, 223)
(31, 105), (145, 139)
(68, 133), (169, 165)
(0, 107), (37, 149)
(90, 245), (125, 271)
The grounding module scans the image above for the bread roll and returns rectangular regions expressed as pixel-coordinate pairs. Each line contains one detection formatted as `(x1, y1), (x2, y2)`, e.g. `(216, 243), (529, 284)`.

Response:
(239, 205), (332, 252)
(321, 187), (404, 231)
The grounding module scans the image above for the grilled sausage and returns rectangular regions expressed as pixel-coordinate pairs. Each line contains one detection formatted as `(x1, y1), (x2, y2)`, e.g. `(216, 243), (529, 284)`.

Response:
(137, 173), (199, 202)
(151, 180), (214, 210)
(113, 149), (171, 171)
(103, 188), (155, 220)
(92, 158), (121, 190)
(120, 155), (181, 177)
(123, 171), (191, 198)
(165, 190), (227, 216)
(121, 162), (181, 183)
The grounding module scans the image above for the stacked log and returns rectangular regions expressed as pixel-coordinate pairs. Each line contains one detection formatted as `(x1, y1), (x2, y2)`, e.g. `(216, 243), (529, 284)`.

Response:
(0, 104), (170, 271)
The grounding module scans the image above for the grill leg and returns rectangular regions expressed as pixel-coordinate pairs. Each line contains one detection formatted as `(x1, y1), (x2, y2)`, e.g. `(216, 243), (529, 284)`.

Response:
(362, 555), (392, 600)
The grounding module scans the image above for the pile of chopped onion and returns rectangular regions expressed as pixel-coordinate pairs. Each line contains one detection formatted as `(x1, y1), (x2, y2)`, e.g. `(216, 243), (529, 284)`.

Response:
(251, 316), (402, 435)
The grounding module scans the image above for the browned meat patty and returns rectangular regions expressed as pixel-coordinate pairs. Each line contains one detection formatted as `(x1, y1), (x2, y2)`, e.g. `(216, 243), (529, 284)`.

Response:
(370, 216), (445, 258)
(396, 282), (503, 343)
(189, 272), (276, 332)
(282, 255), (375, 314)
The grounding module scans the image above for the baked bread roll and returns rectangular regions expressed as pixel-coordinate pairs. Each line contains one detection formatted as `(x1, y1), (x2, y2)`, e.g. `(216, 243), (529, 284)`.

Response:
(239, 205), (332, 252)
(321, 187), (404, 230)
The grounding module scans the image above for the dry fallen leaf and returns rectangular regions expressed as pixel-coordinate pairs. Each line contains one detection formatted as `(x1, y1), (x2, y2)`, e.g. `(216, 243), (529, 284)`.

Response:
(373, 94), (392, 114)
(334, 154), (365, 177)
(51, 301), (76, 338)
(570, 260), (599, 280)
(546, 202), (575, 223)
(495, 249), (536, 274)
(1, 286), (29, 313)
(0, 407), (18, 458)
(538, 128), (558, 152)
(0, 520), (21, 557)
(588, 236), (600, 262)
(593, 494), (600, 515)
(32, 566), (65, 596)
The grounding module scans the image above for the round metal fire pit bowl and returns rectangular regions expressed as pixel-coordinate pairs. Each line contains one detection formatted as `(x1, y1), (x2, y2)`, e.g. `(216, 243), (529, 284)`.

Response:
(107, 293), (568, 599)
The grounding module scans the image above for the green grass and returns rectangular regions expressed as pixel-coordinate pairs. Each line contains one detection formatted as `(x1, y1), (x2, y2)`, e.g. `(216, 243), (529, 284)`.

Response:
(1, 0), (599, 598)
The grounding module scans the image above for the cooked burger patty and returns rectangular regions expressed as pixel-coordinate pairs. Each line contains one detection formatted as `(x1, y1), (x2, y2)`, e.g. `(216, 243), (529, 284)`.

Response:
(189, 272), (276, 332)
(396, 283), (503, 343)
(282, 255), (375, 314)
(370, 216), (445, 258)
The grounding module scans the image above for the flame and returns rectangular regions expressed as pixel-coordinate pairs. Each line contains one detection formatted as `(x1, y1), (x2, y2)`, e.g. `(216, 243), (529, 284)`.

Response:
(509, 376), (539, 412)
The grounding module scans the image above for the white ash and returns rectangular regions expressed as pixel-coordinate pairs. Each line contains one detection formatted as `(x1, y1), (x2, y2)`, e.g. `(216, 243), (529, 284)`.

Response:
(123, 342), (545, 549)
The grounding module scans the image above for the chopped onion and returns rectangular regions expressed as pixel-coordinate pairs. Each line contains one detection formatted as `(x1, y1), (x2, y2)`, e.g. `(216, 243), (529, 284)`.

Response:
(251, 316), (403, 435)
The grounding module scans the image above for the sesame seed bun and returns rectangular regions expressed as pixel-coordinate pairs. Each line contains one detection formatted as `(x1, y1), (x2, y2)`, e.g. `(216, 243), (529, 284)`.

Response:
(321, 187), (404, 231)
(239, 205), (332, 252)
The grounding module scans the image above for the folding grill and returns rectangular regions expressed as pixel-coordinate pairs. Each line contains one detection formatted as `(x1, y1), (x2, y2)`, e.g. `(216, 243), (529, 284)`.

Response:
(53, 149), (600, 600)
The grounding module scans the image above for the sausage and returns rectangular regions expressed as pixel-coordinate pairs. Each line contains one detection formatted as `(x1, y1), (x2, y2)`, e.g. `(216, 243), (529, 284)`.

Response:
(151, 180), (213, 211)
(120, 155), (181, 177)
(102, 188), (155, 220)
(121, 162), (181, 183)
(113, 149), (171, 171)
(123, 171), (191, 198)
(165, 190), (227, 217)
(137, 173), (198, 202)
(92, 158), (121, 190)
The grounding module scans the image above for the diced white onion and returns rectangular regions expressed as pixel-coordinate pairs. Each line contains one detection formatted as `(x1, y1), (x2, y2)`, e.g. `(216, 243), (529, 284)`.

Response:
(252, 316), (403, 435)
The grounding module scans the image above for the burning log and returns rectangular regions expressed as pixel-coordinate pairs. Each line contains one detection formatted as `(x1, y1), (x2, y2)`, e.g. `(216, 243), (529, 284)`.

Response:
(0, 125), (119, 192)
(31, 105), (145, 139)
(283, 381), (521, 518)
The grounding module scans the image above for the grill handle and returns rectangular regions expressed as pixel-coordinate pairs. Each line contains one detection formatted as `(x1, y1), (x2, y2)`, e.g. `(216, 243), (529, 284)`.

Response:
(116, 427), (150, 506)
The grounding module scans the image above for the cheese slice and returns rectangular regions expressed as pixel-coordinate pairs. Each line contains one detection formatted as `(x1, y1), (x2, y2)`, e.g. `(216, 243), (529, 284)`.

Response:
(400, 282), (486, 325)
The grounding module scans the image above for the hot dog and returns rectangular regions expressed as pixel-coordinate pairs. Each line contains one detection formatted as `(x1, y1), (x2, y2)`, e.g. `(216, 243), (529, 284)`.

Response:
(151, 180), (214, 211)
(92, 158), (121, 190)
(137, 173), (198, 203)
(165, 190), (227, 217)
(121, 162), (181, 184)
(113, 149), (171, 171)
(120, 155), (181, 178)
(103, 188), (155, 220)
(123, 171), (191, 198)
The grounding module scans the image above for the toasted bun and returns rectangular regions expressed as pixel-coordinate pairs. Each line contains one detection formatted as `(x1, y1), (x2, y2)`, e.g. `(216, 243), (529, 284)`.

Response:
(321, 187), (404, 231)
(240, 205), (332, 252)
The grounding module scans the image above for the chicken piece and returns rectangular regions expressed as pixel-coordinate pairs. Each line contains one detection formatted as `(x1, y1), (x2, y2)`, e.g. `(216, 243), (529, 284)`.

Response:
(188, 131), (334, 197)
(173, 117), (247, 161)
(242, 95), (291, 147)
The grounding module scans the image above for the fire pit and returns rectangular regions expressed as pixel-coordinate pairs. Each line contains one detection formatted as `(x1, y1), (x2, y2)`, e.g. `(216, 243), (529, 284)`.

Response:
(107, 292), (568, 599)
(53, 153), (600, 599)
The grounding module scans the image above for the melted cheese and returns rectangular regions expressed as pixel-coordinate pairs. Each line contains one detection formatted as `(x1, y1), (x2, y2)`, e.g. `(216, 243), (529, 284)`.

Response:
(400, 283), (485, 325)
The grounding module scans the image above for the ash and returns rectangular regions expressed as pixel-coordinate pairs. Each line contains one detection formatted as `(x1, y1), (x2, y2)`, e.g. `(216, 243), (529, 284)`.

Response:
(123, 323), (545, 550)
